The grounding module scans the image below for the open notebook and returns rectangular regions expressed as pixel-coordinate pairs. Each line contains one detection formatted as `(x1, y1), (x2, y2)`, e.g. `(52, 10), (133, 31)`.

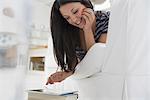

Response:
(29, 89), (78, 96)
(28, 88), (78, 100)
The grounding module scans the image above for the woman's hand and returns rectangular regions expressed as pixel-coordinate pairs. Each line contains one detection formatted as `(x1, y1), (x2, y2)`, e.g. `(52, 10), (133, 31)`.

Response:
(81, 8), (96, 50)
(46, 71), (73, 85)
(82, 8), (95, 32)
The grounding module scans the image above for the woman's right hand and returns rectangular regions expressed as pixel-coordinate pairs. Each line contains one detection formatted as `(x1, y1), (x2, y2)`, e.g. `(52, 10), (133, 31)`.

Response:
(46, 71), (73, 85)
(82, 8), (95, 32)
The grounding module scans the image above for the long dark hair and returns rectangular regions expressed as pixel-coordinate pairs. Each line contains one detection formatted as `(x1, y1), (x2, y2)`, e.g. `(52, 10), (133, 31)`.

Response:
(50, 0), (93, 72)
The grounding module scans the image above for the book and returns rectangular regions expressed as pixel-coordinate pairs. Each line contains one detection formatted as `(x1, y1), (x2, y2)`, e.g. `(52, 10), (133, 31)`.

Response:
(29, 89), (78, 96)
(28, 89), (78, 100)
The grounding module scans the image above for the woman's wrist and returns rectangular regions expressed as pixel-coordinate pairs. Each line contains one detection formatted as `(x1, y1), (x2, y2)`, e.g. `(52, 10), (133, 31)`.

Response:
(64, 71), (74, 78)
(83, 29), (93, 34)
(83, 30), (95, 50)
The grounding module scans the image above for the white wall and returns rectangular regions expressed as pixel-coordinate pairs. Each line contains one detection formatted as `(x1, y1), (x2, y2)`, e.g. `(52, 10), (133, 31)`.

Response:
(31, 0), (50, 32)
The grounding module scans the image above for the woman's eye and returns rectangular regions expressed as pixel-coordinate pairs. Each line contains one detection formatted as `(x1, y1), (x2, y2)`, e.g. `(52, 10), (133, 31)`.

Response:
(73, 10), (78, 14)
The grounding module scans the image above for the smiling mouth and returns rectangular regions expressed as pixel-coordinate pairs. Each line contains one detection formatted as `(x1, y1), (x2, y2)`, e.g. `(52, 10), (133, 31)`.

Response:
(76, 17), (83, 26)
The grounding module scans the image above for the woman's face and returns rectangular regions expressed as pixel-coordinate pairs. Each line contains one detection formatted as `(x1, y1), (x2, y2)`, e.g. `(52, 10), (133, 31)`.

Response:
(59, 2), (86, 29)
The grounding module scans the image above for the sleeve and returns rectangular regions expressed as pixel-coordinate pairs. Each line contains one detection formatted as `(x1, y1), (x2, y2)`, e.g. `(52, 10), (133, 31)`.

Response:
(95, 11), (110, 42)
(70, 43), (106, 80)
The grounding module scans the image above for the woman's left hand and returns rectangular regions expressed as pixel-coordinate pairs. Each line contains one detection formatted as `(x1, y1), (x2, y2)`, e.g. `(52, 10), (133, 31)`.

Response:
(46, 71), (73, 85)
(82, 8), (95, 32)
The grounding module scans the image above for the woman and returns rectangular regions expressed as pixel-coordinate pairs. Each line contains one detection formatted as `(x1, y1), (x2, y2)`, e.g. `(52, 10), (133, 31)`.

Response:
(46, 0), (109, 85)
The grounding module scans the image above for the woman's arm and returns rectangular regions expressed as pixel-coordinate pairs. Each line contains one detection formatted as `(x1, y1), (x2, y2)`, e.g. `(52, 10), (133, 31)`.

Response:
(46, 43), (106, 85)
(81, 8), (96, 50)
(83, 30), (95, 50)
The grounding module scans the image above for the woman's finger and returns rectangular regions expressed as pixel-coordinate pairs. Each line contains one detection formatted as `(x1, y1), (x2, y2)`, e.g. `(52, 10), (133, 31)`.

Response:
(46, 77), (54, 85)
(82, 11), (90, 21)
(83, 8), (95, 21)
(82, 14), (90, 24)
(82, 14), (91, 29)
